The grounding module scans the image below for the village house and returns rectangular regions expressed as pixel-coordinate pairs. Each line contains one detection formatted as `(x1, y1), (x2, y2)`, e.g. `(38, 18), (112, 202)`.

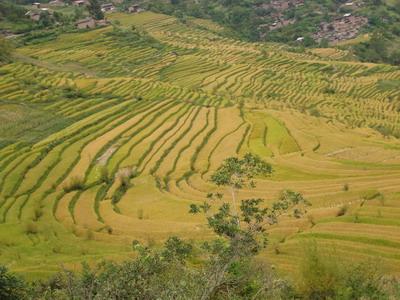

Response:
(25, 8), (53, 21)
(75, 17), (96, 29)
(73, 0), (88, 6)
(128, 5), (143, 13)
(96, 19), (109, 26)
(32, 2), (41, 9)
(101, 3), (115, 13)
(49, 0), (65, 7)
(75, 17), (109, 29)
(313, 14), (368, 43)
(25, 10), (41, 21)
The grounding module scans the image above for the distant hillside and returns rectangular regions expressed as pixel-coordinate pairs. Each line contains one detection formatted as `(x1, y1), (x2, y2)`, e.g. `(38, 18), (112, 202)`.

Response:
(1, 0), (399, 64)
(147, 0), (400, 65)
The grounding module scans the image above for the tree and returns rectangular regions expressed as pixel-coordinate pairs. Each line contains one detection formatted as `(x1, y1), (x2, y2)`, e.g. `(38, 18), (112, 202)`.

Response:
(88, 0), (104, 20)
(0, 265), (28, 300)
(394, 0), (400, 14)
(73, 6), (85, 21)
(189, 154), (309, 298)
(38, 11), (53, 28)
(210, 153), (272, 221)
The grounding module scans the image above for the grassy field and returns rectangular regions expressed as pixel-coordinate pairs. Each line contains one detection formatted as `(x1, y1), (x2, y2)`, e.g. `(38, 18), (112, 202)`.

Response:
(1, 11), (400, 280)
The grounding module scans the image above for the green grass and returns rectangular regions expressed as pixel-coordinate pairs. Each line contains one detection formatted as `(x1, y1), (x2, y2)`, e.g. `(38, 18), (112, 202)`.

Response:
(295, 232), (400, 249)
(377, 79), (400, 92)
(0, 102), (72, 147)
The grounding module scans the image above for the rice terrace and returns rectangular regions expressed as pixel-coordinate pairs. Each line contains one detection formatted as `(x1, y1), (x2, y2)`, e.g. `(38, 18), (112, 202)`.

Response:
(1, 1), (400, 297)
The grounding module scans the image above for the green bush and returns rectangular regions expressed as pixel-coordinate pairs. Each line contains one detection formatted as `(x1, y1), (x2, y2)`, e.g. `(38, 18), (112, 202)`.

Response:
(0, 265), (28, 300)
(323, 87), (336, 95)
(309, 108), (321, 117)
(24, 221), (39, 235)
(336, 204), (348, 217)
(63, 176), (85, 193)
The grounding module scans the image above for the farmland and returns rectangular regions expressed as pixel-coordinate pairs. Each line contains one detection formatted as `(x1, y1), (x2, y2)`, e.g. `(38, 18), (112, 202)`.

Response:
(1, 11), (400, 280)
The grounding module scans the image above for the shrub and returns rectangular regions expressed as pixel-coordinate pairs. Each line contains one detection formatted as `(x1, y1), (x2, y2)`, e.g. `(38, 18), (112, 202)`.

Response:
(375, 125), (394, 137)
(336, 205), (348, 217)
(361, 190), (383, 201)
(343, 183), (349, 191)
(111, 170), (133, 204)
(323, 87), (336, 94)
(137, 208), (144, 220)
(106, 226), (113, 235)
(273, 243), (281, 255)
(62, 87), (85, 99)
(309, 108), (321, 117)
(307, 214), (316, 227)
(52, 245), (62, 254)
(25, 222), (39, 235)
(85, 229), (94, 241)
(299, 242), (392, 299)
(63, 176), (85, 193)
(0, 265), (28, 299)
(99, 167), (110, 184)
(353, 212), (360, 223)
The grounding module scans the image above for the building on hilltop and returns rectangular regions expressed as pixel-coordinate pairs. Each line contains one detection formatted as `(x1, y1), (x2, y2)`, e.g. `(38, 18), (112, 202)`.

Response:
(73, 0), (88, 6)
(101, 3), (115, 13)
(75, 17), (96, 29)
(25, 10), (41, 21)
(96, 19), (109, 27)
(49, 0), (65, 6)
(75, 17), (109, 29)
(128, 5), (144, 13)
(25, 8), (53, 21)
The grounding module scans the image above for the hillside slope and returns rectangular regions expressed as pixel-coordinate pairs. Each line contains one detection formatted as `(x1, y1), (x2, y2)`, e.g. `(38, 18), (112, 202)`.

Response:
(0, 12), (400, 278)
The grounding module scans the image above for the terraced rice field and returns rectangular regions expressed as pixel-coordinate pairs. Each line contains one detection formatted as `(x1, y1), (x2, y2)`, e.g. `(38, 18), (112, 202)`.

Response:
(1, 12), (400, 279)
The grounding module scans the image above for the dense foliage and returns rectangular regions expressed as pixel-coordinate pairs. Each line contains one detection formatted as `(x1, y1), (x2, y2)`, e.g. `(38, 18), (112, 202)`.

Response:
(0, 0), (34, 32)
(299, 242), (400, 299)
(88, 0), (104, 20)
(354, 31), (400, 65)
(0, 1), (27, 23)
